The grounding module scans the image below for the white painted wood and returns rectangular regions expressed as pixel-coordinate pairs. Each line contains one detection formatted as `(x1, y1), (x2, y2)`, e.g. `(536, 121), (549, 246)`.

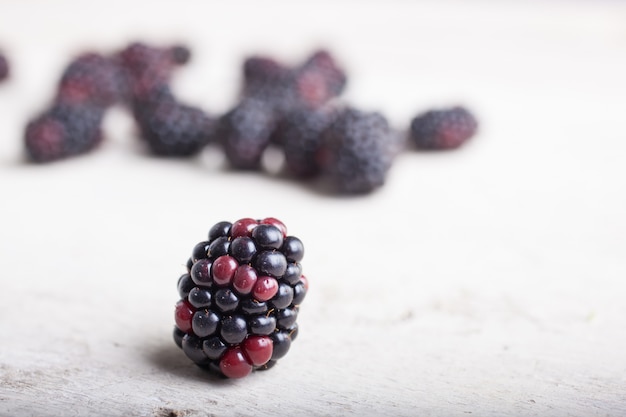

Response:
(1, 1), (625, 416)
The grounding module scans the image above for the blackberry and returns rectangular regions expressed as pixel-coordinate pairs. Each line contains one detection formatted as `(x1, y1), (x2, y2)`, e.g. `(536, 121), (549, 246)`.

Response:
(215, 98), (276, 170)
(56, 53), (128, 107)
(129, 84), (174, 124)
(409, 106), (478, 150)
(133, 87), (214, 157)
(295, 50), (347, 109)
(219, 50), (346, 169)
(242, 56), (291, 105)
(174, 217), (308, 378)
(240, 49), (346, 114)
(116, 41), (191, 100)
(271, 107), (336, 177)
(24, 102), (104, 162)
(318, 107), (396, 194)
(24, 52), (124, 163)
(0, 52), (9, 82)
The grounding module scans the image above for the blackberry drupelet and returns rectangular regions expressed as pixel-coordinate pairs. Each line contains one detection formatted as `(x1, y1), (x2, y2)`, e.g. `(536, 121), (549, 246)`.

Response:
(0, 52), (9, 82)
(24, 102), (104, 162)
(409, 106), (478, 150)
(318, 107), (396, 194)
(173, 218), (308, 378)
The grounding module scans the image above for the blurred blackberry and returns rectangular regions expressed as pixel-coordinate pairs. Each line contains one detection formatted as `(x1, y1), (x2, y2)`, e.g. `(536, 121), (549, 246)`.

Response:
(0, 52), (9, 82)
(116, 42), (191, 100)
(134, 91), (214, 157)
(215, 98), (276, 170)
(24, 102), (104, 162)
(242, 56), (290, 102)
(318, 107), (395, 194)
(240, 49), (347, 115)
(295, 50), (347, 109)
(272, 107), (337, 177)
(130, 84), (176, 123)
(174, 217), (308, 378)
(409, 106), (478, 150)
(57, 53), (128, 107)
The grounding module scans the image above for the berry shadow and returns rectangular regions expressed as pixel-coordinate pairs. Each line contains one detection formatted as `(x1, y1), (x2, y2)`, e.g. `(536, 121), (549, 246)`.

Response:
(263, 166), (349, 198)
(192, 144), (349, 198)
(222, 143), (390, 198)
(145, 342), (233, 385)
(1, 146), (104, 169)
(257, 139), (408, 199)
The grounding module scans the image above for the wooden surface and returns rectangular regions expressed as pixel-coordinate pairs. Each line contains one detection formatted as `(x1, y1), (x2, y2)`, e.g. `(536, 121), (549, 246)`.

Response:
(1, 1), (626, 416)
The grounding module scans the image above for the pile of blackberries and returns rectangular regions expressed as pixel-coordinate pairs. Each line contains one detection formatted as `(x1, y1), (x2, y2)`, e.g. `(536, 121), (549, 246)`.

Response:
(22, 41), (478, 194)
(23, 43), (211, 162)
(175, 218), (307, 378)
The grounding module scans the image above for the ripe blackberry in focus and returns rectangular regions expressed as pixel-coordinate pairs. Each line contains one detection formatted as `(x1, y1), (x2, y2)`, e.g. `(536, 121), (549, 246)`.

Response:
(318, 107), (396, 194)
(409, 106), (478, 150)
(57, 53), (128, 107)
(133, 86), (214, 157)
(174, 217), (308, 378)
(24, 102), (104, 162)
(215, 98), (276, 170)
(0, 52), (9, 82)
(272, 107), (337, 177)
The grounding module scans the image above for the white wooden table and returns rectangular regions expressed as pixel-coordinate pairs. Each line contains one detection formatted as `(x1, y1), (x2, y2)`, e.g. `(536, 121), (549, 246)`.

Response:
(1, 1), (625, 416)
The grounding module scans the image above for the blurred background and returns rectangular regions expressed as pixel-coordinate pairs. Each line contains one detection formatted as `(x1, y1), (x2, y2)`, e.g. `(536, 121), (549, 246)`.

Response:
(1, 1), (625, 416)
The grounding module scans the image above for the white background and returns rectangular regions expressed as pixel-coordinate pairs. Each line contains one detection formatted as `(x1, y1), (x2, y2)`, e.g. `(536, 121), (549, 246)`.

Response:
(1, 1), (625, 416)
